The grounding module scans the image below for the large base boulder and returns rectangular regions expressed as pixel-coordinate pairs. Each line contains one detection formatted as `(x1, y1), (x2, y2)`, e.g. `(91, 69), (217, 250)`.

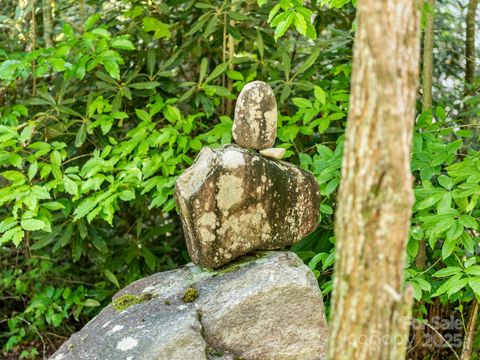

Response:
(175, 144), (321, 268)
(49, 251), (328, 360)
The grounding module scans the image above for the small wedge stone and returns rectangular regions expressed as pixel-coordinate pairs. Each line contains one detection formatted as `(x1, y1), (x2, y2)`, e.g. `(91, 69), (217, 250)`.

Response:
(259, 147), (286, 159)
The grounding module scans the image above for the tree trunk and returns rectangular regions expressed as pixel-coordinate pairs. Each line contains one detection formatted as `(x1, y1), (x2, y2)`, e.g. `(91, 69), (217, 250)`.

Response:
(415, 1), (435, 355)
(328, 1), (422, 359)
(461, 299), (479, 360)
(465, 0), (478, 96)
(42, 0), (53, 48)
(421, 0), (435, 111)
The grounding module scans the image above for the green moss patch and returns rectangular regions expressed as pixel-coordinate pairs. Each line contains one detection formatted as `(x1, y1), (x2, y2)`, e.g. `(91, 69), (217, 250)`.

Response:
(112, 293), (154, 311)
(182, 287), (199, 303)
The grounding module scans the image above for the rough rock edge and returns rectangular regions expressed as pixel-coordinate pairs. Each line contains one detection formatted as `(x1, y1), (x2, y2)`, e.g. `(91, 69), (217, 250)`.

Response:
(49, 251), (325, 360)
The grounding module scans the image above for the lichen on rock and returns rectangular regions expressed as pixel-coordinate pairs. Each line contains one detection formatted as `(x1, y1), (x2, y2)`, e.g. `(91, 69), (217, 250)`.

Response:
(232, 81), (277, 150)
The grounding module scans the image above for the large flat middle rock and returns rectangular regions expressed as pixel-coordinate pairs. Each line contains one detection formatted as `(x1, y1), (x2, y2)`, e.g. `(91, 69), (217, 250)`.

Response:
(175, 144), (321, 268)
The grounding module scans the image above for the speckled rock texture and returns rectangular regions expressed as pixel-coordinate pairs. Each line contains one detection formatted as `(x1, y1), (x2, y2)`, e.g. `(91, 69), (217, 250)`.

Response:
(232, 81), (277, 150)
(175, 144), (321, 268)
(49, 251), (328, 360)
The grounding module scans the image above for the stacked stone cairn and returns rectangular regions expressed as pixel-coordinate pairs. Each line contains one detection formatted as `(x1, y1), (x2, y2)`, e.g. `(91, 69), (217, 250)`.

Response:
(49, 81), (328, 360)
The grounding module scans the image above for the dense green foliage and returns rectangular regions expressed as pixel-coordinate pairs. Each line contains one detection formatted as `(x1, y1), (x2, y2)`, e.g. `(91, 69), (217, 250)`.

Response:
(0, 0), (478, 359)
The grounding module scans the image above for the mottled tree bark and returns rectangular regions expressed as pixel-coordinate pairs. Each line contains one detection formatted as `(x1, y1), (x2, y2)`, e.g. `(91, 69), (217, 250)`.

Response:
(42, 0), (53, 48)
(421, 0), (435, 111)
(328, 1), (422, 359)
(465, 0), (478, 96)
(415, 0), (435, 353)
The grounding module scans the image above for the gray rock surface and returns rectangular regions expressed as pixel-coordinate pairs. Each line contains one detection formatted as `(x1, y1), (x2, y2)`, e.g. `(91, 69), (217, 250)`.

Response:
(175, 144), (321, 268)
(49, 251), (328, 360)
(232, 81), (277, 150)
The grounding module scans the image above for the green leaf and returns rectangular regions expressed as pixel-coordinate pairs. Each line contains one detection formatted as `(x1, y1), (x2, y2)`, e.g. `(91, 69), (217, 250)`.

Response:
(75, 124), (87, 148)
(459, 214), (478, 229)
(143, 17), (171, 39)
(142, 247), (157, 271)
(438, 175), (453, 190)
(320, 204), (333, 215)
(441, 236), (457, 259)
(111, 39), (135, 50)
(293, 12), (307, 35)
(0, 217), (17, 233)
(292, 97), (313, 108)
(416, 193), (443, 210)
(28, 161), (38, 180)
(446, 221), (463, 240)
(135, 109), (151, 122)
(433, 266), (462, 278)
(84, 14), (100, 31)
(2, 170), (26, 185)
(91, 28), (111, 38)
(274, 12), (294, 40)
(466, 266), (480, 276)
(63, 176), (78, 196)
(415, 277), (431, 292)
(468, 278), (480, 296)
(118, 190), (135, 201)
(432, 273), (463, 297)
(226, 70), (244, 81)
(294, 48), (320, 76)
(434, 217), (455, 234)
(50, 150), (62, 166)
(102, 57), (120, 80)
(205, 62), (229, 83)
(447, 277), (468, 296)
(20, 218), (46, 231)
(104, 269), (120, 288)
(314, 86), (326, 105)
(19, 124), (34, 143)
(199, 58), (208, 84)
(83, 299), (101, 307)
(42, 201), (65, 210)
(129, 82), (160, 89)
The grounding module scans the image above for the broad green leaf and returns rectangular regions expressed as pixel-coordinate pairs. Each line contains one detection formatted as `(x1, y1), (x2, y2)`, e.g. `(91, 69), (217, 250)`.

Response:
(441, 236), (457, 259)
(432, 266), (462, 278)
(63, 176), (78, 196)
(111, 39), (135, 50)
(447, 277), (468, 296)
(432, 273), (463, 297)
(294, 48), (320, 77)
(468, 278), (480, 296)
(314, 86), (326, 105)
(21, 218), (46, 231)
(129, 82), (160, 89)
(293, 12), (307, 35)
(438, 175), (453, 190)
(143, 17), (171, 39)
(446, 221), (463, 240)
(205, 62), (229, 83)
(83, 299), (101, 307)
(274, 12), (294, 40)
(459, 214), (478, 229)
(226, 70), (244, 81)
(0, 217), (17, 233)
(466, 266), (480, 276)
(104, 269), (120, 288)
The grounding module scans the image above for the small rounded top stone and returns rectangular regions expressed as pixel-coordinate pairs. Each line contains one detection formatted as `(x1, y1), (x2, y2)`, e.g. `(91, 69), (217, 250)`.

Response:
(232, 81), (277, 150)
